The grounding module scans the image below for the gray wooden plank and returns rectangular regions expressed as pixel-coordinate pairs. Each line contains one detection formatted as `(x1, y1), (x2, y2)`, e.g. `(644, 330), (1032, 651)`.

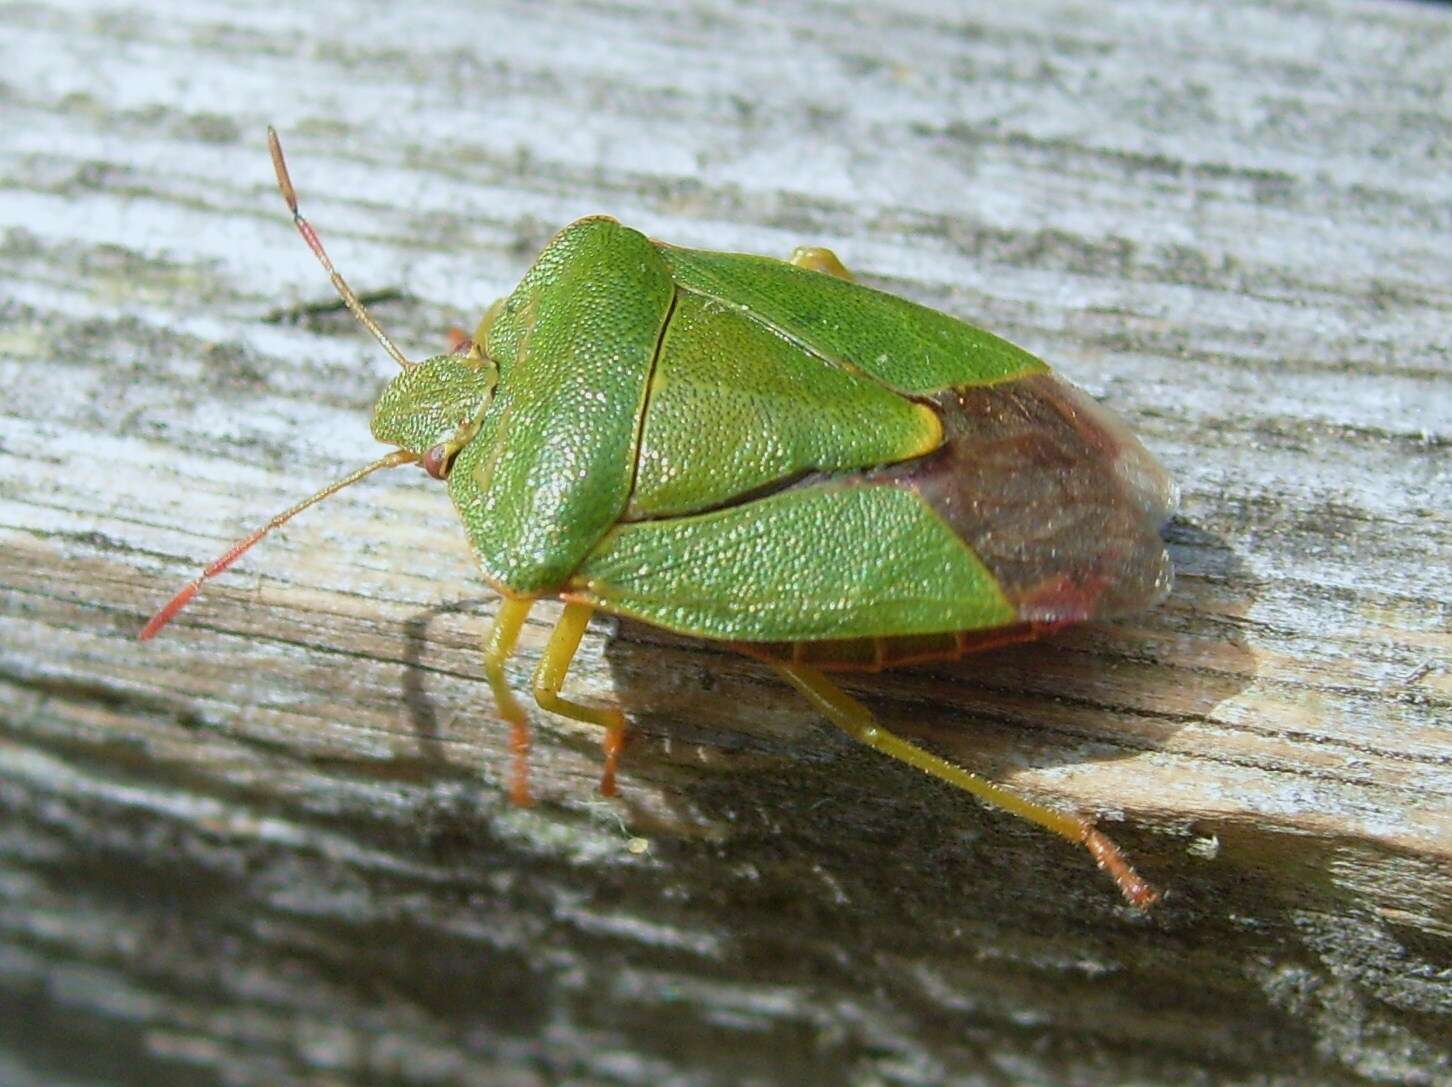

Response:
(1, 1), (1449, 1085)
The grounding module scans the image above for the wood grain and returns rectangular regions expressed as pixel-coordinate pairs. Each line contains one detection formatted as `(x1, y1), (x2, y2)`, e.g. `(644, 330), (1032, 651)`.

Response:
(1, 1), (1449, 1084)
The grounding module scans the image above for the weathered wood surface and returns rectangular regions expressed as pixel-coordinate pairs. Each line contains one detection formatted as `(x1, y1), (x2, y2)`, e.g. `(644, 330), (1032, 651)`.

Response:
(2, 1), (1450, 1084)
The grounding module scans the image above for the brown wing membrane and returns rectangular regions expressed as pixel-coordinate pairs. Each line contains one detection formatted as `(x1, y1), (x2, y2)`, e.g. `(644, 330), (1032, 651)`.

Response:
(906, 373), (1174, 626)
(736, 373), (1174, 673)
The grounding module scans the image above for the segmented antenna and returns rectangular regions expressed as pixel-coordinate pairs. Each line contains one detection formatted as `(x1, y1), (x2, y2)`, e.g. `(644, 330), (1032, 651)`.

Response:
(267, 126), (415, 370)
(139, 450), (419, 640)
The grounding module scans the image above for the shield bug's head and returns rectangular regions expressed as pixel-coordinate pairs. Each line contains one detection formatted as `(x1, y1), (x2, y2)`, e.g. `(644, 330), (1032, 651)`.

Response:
(371, 353), (497, 479)
(138, 129), (490, 642)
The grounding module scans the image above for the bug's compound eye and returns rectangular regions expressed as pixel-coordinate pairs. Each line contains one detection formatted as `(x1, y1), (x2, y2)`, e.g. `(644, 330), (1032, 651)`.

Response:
(421, 443), (454, 480)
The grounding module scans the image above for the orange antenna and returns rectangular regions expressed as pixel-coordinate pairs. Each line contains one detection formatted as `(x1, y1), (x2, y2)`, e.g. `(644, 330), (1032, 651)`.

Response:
(139, 450), (419, 640)
(267, 126), (415, 370)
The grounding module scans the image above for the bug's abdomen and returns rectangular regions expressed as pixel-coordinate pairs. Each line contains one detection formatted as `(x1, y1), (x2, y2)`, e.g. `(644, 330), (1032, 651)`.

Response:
(733, 626), (1041, 673)
(734, 373), (1176, 668)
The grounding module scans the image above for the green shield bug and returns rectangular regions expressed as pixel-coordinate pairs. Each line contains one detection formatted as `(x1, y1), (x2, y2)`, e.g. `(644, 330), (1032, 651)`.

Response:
(142, 129), (1175, 908)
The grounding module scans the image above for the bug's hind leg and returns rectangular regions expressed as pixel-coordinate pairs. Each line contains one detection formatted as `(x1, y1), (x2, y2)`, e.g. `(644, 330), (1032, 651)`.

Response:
(772, 661), (1160, 908)
(789, 246), (854, 281)
(482, 596), (536, 806)
(533, 603), (628, 796)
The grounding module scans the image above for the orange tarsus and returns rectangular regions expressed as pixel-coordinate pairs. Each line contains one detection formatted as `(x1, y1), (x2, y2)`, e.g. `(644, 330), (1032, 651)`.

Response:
(1083, 825), (1160, 908)
(509, 719), (533, 807)
(599, 718), (627, 797)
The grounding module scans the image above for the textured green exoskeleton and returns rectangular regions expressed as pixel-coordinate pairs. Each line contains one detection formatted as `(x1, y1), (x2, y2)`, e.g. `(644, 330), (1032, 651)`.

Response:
(144, 133), (1176, 907)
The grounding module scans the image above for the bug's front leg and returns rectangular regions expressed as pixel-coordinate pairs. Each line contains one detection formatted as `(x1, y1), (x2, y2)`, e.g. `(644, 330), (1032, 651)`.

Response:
(533, 603), (628, 796)
(482, 596), (536, 805)
(772, 661), (1161, 909)
(788, 245), (854, 281)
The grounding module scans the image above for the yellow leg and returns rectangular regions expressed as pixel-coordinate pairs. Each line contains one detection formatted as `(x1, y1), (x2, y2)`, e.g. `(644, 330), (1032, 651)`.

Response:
(482, 596), (535, 806)
(533, 603), (628, 796)
(789, 245), (854, 281)
(774, 661), (1159, 908)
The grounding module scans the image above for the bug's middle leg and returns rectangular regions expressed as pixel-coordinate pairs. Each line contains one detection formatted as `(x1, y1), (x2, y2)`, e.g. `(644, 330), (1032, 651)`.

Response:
(788, 246), (854, 281)
(771, 660), (1159, 908)
(533, 602), (628, 795)
(482, 595), (536, 805)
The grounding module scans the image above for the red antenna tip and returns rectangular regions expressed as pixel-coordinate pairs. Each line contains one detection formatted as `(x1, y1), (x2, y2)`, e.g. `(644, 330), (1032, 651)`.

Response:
(136, 450), (416, 643)
(139, 582), (200, 641)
